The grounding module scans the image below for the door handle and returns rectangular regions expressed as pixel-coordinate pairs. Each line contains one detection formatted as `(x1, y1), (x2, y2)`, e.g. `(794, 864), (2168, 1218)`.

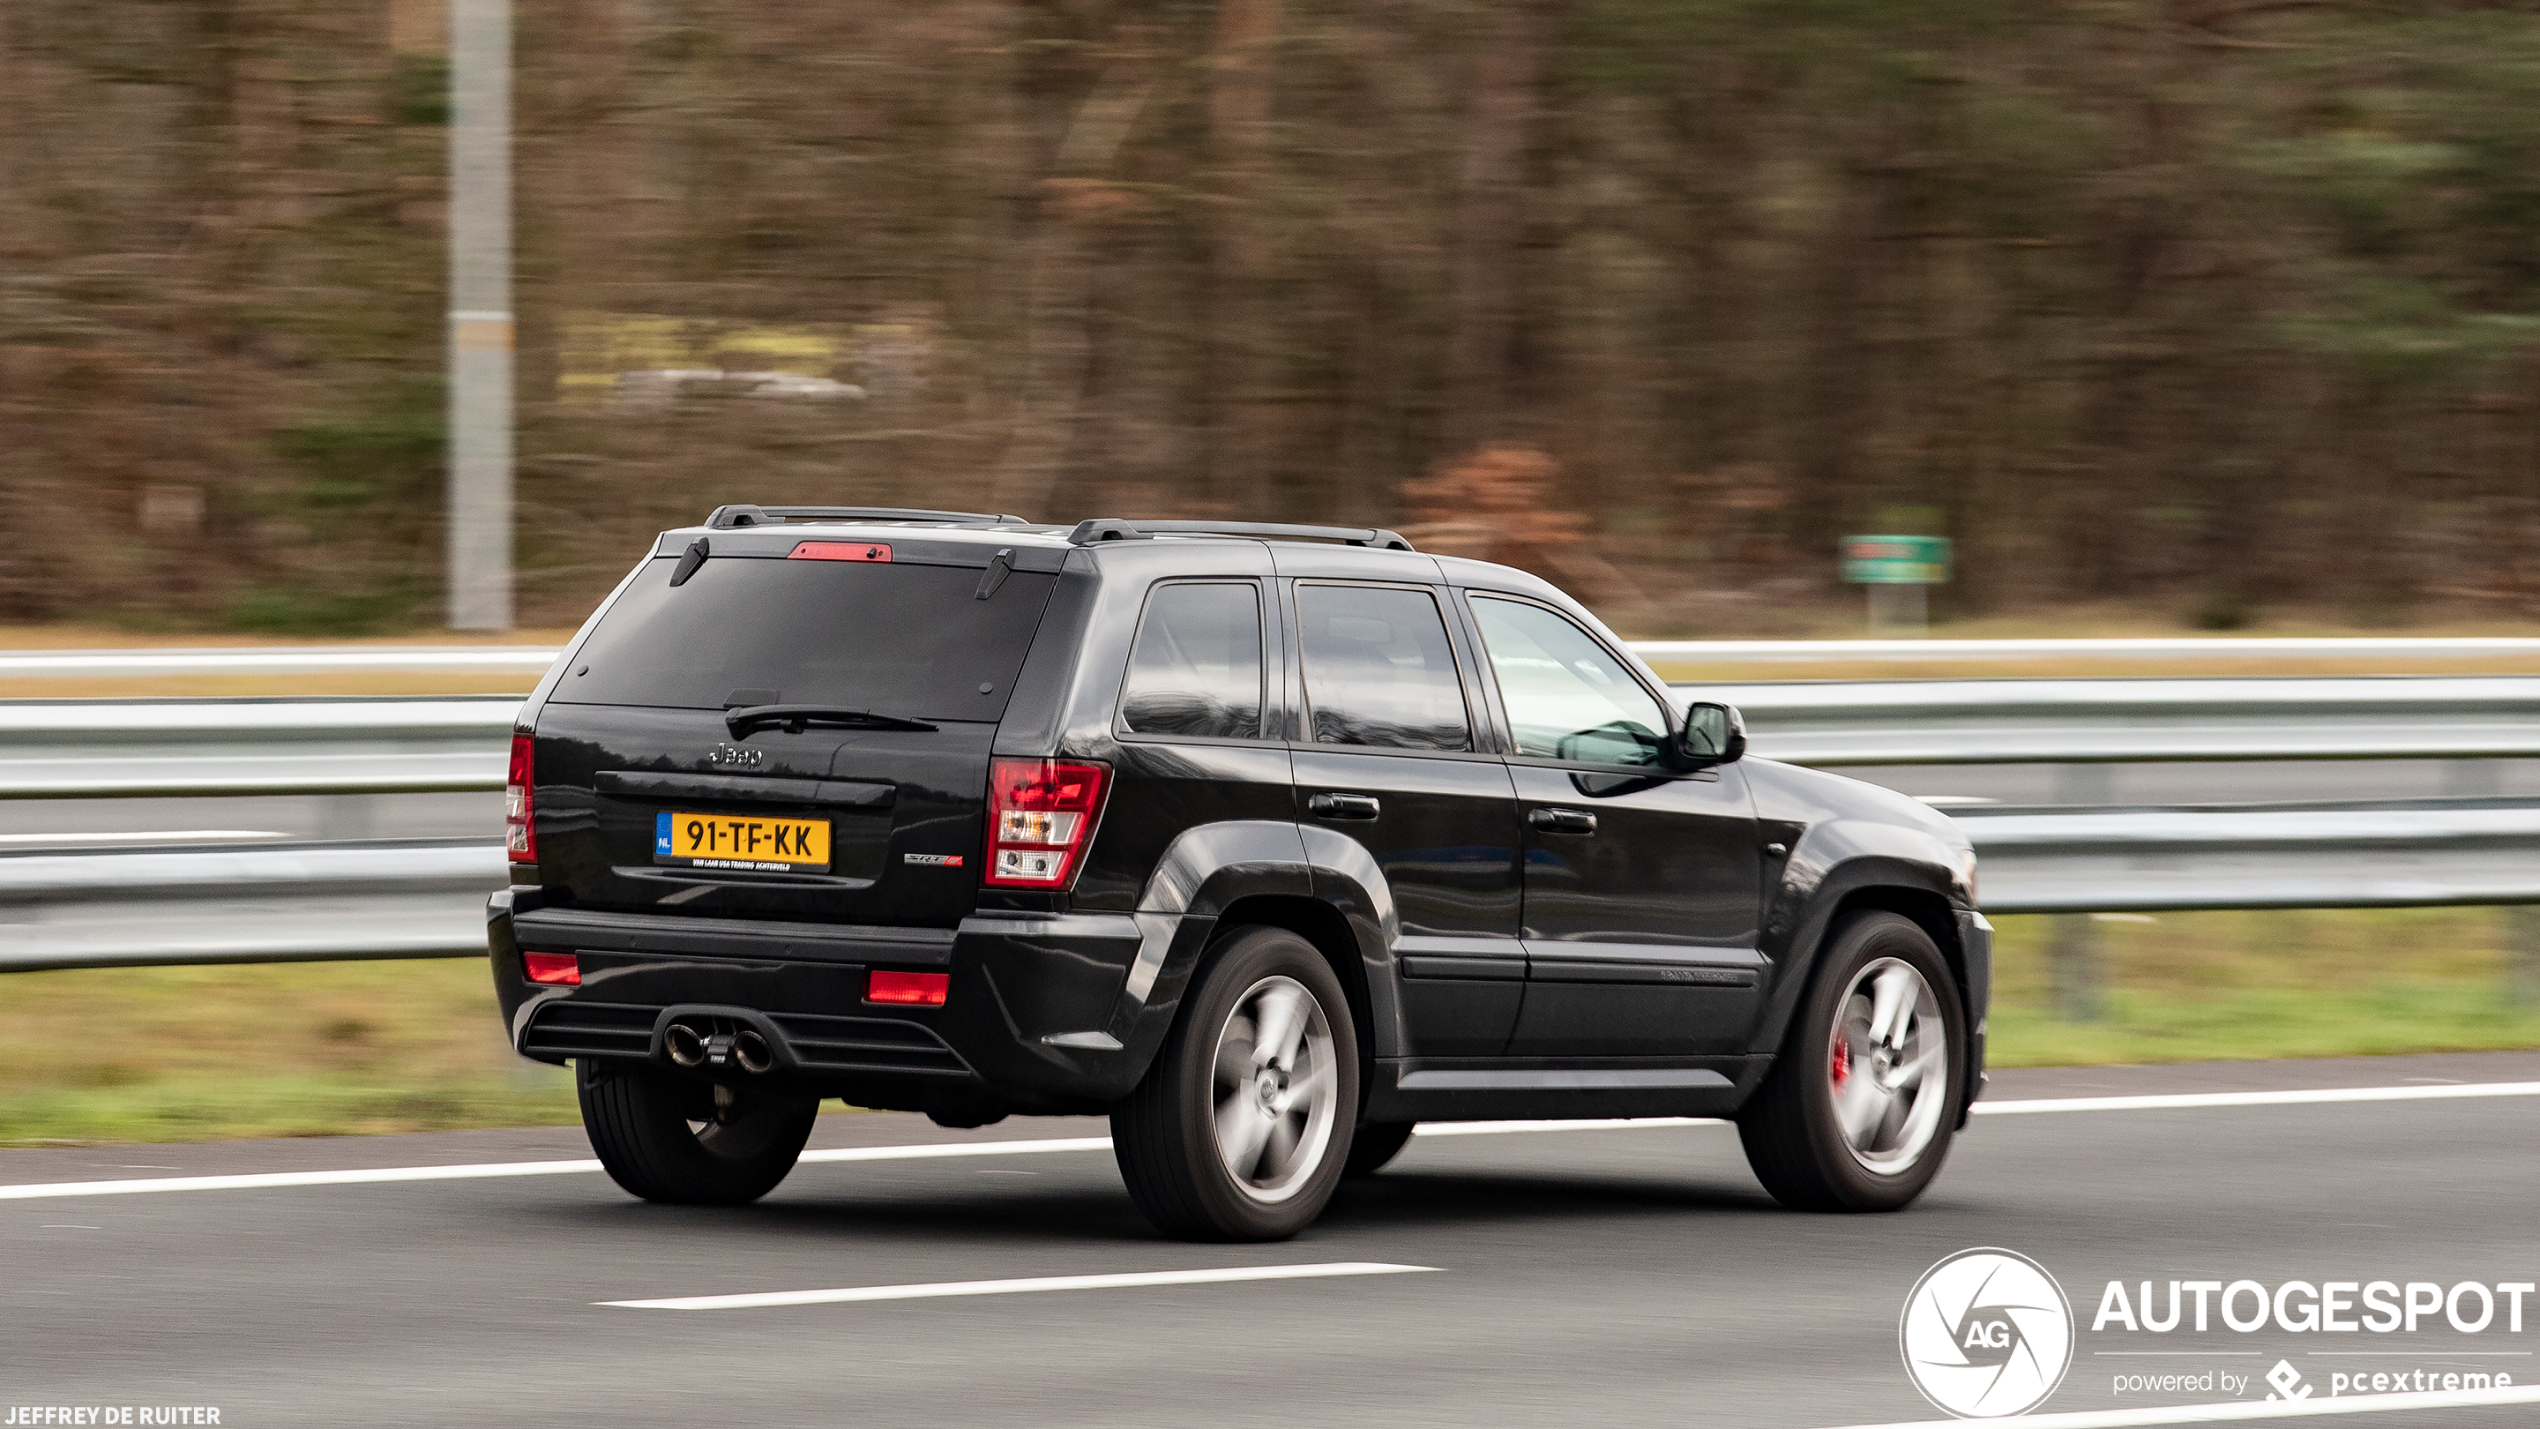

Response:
(1529, 807), (1598, 835)
(1308, 792), (1382, 821)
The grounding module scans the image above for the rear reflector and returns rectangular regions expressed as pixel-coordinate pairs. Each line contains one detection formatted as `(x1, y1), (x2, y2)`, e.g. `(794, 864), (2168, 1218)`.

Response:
(789, 541), (892, 563)
(867, 970), (948, 1006)
(523, 952), (580, 986)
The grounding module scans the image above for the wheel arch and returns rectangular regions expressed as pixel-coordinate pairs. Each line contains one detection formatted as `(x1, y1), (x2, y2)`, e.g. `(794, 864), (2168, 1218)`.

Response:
(1210, 893), (1377, 1098)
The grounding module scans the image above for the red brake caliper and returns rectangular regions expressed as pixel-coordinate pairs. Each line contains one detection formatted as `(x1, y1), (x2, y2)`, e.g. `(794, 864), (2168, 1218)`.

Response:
(1830, 1033), (1851, 1086)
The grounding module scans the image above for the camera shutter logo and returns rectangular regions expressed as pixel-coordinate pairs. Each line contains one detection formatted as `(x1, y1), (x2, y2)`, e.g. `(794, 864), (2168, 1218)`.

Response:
(1900, 1248), (2075, 1418)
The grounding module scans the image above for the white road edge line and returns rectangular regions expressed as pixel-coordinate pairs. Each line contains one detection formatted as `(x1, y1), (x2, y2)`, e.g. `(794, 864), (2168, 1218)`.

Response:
(1812, 1382), (2540, 1428)
(599, 1261), (1438, 1311)
(0, 1137), (1115, 1201)
(3, 1081), (2534, 1201)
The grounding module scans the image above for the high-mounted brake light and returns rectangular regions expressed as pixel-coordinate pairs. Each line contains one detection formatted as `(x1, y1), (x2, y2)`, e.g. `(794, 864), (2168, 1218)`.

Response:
(789, 541), (892, 563)
(523, 952), (580, 985)
(506, 734), (537, 863)
(984, 757), (1109, 889)
(867, 970), (949, 1006)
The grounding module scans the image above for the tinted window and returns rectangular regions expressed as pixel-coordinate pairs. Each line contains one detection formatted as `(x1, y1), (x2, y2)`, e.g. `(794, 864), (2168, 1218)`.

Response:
(1470, 596), (1668, 766)
(1297, 585), (1470, 751)
(1120, 583), (1264, 738)
(554, 556), (1056, 720)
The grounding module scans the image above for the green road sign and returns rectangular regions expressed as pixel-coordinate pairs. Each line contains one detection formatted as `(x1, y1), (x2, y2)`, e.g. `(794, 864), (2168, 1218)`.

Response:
(1841, 534), (1951, 585)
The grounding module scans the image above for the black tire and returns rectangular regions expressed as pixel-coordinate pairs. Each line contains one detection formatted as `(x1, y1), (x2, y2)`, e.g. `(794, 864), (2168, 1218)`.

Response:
(1343, 1122), (1415, 1178)
(1111, 926), (1361, 1241)
(577, 1060), (818, 1206)
(1737, 911), (1965, 1213)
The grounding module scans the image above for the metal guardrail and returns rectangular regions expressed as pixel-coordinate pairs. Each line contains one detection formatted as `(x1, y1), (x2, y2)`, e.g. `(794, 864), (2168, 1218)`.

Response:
(0, 841), (502, 972)
(1637, 637), (2540, 664)
(13, 678), (2539, 799)
(0, 647), (561, 678)
(1699, 676), (2540, 766)
(12, 636), (2540, 683)
(9, 675), (2540, 971)
(0, 698), (517, 799)
(10, 802), (2540, 970)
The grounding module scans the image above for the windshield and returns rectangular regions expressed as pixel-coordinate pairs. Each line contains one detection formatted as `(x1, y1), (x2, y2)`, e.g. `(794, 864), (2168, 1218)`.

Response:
(552, 556), (1057, 720)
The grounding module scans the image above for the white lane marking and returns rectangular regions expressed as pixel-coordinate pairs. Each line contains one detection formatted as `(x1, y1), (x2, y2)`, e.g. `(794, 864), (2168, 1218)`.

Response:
(601, 1261), (1437, 1311)
(0, 1137), (1115, 1201)
(0, 830), (283, 846)
(1812, 1382), (2540, 1428)
(1973, 1081), (2540, 1116)
(3, 1081), (2534, 1202)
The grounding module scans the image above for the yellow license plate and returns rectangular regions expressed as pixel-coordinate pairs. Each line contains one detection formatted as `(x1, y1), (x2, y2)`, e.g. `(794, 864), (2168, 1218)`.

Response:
(655, 811), (830, 871)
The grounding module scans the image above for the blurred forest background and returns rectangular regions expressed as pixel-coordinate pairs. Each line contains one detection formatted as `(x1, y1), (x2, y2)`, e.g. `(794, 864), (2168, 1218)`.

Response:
(13, 0), (2540, 632)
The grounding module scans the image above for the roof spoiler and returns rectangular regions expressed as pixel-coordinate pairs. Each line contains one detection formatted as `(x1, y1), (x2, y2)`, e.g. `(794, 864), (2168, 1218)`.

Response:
(1065, 519), (1415, 552)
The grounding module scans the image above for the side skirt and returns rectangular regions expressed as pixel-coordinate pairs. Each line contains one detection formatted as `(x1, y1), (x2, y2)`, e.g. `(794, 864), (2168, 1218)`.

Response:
(1362, 1055), (1771, 1123)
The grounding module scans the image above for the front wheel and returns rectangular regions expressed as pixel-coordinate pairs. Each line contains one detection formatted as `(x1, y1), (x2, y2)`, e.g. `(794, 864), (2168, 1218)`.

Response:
(578, 1061), (818, 1206)
(1737, 911), (1964, 1212)
(1111, 926), (1360, 1241)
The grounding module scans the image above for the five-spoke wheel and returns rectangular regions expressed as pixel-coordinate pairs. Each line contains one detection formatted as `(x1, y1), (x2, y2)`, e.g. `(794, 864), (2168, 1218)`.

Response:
(1112, 926), (1360, 1240)
(1738, 911), (1965, 1212)
(1210, 975), (1342, 1203)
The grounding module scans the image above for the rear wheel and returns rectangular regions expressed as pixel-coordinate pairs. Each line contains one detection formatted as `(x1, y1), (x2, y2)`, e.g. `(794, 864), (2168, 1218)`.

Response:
(1111, 926), (1360, 1240)
(1737, 911), (1963, 1212)
(1343, 1122), (1415, 1178)
(577, 1060), (818, 1206)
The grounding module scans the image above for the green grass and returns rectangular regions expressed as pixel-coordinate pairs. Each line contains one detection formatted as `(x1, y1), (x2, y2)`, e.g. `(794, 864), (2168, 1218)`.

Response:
(1985, 908), (2540, 1067)
(0, 960), (578, 1147)
(3, 908), (2536, 1146)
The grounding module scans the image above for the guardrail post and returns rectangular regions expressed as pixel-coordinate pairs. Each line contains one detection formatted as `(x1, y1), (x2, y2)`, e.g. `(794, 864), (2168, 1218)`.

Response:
(2508, 906), (2540, 1009)
(2050, 913), (2104, 1021)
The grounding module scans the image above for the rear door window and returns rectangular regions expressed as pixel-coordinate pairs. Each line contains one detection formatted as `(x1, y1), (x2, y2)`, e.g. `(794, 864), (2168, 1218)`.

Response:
(554, 556), (1056, 720)
(1296, 584), (1471, 751)
(1119, 582), (1266, 738)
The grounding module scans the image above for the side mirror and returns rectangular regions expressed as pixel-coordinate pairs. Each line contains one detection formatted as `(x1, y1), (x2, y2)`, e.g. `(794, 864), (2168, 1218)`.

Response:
(1679, 701), (1747, 767)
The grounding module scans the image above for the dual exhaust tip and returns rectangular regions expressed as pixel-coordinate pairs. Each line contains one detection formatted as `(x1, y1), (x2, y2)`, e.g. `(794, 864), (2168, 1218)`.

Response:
(664, 1022), (775, 1075)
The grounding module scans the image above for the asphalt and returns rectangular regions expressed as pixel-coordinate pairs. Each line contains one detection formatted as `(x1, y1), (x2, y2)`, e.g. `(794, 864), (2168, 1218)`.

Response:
(4, 1054), (2538, 1428)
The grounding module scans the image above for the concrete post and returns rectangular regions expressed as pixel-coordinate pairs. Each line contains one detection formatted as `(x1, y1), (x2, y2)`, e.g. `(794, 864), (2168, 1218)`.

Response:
(2507, 906), (2540, 1009)
(2050, 913), (2104, 1022)
(446, 0), (513, 630)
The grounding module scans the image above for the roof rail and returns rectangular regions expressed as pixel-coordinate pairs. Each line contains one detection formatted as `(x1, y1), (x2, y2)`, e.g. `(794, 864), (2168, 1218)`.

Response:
(705, 505), (1030, 530)
(1065, 519), (1416, 552)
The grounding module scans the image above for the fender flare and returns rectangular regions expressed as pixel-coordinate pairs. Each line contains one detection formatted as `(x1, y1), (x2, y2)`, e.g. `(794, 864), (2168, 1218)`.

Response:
(1751, 852), (1966, 1057)
(1102, 819), (1409, 1066)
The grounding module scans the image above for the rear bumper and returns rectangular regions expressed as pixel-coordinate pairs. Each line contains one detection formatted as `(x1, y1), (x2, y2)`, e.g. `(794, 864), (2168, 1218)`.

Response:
(488, 893), (1160, 1115)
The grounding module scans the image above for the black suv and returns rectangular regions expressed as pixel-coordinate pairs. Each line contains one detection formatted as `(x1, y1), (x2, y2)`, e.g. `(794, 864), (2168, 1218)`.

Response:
(489, 507), (1989, 1239)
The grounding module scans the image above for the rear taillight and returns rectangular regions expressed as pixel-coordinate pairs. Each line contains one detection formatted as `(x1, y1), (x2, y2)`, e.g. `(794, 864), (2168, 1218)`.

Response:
(984, 757), (1109, 889)
(506, 734), (537, 863)
(523, 952), (580, 985)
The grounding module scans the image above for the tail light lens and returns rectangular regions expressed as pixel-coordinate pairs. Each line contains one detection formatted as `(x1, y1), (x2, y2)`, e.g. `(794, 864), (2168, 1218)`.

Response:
(506, 734), (537, 863)
(523, 952), (580, 985)
(984, 757), (1108, 888)
(867, 970), (949, 1006)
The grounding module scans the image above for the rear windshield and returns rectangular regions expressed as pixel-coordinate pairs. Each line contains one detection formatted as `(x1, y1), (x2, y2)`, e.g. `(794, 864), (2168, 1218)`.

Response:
(552, 556), (1058, 720)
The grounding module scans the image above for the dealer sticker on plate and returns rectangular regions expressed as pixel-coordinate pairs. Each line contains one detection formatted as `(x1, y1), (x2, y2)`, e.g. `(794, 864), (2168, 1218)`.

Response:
(655, 811), (831, 872)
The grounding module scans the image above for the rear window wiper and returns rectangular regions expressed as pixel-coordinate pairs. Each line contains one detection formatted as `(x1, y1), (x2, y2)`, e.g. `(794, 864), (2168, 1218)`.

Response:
(724, 703), (939, 736)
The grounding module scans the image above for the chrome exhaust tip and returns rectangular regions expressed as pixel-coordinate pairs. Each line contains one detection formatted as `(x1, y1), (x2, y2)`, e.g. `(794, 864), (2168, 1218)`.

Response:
(664, 1023), (707, 1068)
(732, 1028), (776, 1076)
